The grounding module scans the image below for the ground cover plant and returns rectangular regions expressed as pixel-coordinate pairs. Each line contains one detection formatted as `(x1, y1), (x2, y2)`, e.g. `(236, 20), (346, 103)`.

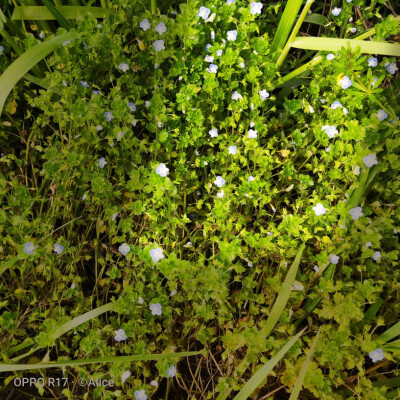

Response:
(0, 0), (400, 399)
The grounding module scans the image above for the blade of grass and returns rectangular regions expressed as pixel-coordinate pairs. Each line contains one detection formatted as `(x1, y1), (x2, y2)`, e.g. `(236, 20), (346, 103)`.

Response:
(0, 351), (202, 372)
(0, 256), (20, 276)
(289, 329), (320, 400)
(0, 31), (79, 116)
(12, 6), (112, 20)
(42, 0), (71, 29)
(232, 328), (306, 400)
(303, 13), (329, 26)
(290, 37), (400, 56)
(364, 298), (384, 322)
(378, 321), (400, 344)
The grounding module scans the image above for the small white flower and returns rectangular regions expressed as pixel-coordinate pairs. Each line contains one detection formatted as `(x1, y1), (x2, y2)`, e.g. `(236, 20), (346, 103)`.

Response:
(112, 213), (119, 221)
(247, 262), (253, 267)
(205, 55), (214, 63)
(104, 111), (113, 121)
(119, 243), (130, 256)
(331, 100), (342, 109)
(292, 281), (304, 291)
(117, 131), (125, 141)
(373, 251), (381, 261)
(209, 128), (218, 137)
(149, 303), (162, 315)
(134, 389), (148, 400)
(247, 129), (258, 139)
(313, 203), (327, 216)
(121, 371), (131, 383)
(368, 57), (378, 67)
(216, 49), (223, 56)
(128, 102), (136, 112)
(206, 44), (212, 52)
(80, 81), (89, 88)
(349, 206), (363, 221)
(227, 0), (236, 4)
(150, 380), (158, 387)
(332, 7), (342, 16)
(321, 125), (339, 138)
(170, 289), (177, 296)
(207, 63), (218, 73)
(118, 62), (129, 72)
(96, 125), (103, 131)
(365, 242), (372, 247)
(232, 91), (243, 100)
(82, 194), (87, 201)
(363, 153), (378, 168)
(70, 283), (76, 289)
(217, 190), (224, 198)
(214, 176), (226, 187)
(353, 165), (360, 175)
(325, 147), (331, 152)
(228, 145), (237, 155)
(211, 31), (215, 39)
(314, 265), (320, 273)
(248, 176), (255, 182)
(227, 30), (238, 41)
(23, 241), (35, 255)
(167, 365), (177, 377)
(326, 53), (335, 60)
(98, 157), (107, 168)
(132, 119), (138, 126)
(338, 75), (352, 89)
(53, 244), (64, 254)
(376, 109), (388, 121)
(153, 39), (165, 52)
(329, 254), (340, 264)
(114, 328), (127, 342)
(39, 31), (45, 39)
(62, 80), (68, 86)
(349, 27), (357, 33)
(250, 2), (263, 15)
(150, 247), (164, 263)
(205, 12), (216, 22)
(369, 348), (384, 363)
(140, 18), (151, 31)
(259, 89), (270, 100)
(197, 6), (211, 20)
(155, 22), (167, 35)
(138, 297), (144, 304)
(387, 62), (398, 75)
(156, 163), (169, 177)
(343, 107), (348, 115)
(239, 62), (245, 68)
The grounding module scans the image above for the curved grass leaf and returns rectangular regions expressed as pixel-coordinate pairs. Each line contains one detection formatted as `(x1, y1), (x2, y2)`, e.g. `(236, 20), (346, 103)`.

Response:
(0, 31), (79, 116)
(290, 37), (400, 56)
(304, 13), (330, 26)
(378, 321), (400, 344)
(364, 297), (384, 322)
(0, 351), (202, 372)
(232, 328), (306, 400)
(12, 6), (112, 20)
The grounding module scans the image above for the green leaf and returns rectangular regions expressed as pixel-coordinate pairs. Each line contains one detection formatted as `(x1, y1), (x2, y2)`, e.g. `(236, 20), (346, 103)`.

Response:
(289, 329), (320, 400)
(11, 6), (112, 20)
(42, 0), (71, 29)
(0, 351), (202, 372)
(232, 328), (306, 400)
(0, 256), (19, 276)
(290, 37), (400, 56)
(378, 321), (400, 344)
(364, 297), (384, 322)
(303, 13), (330, 26)
(0, 31), (79, 117)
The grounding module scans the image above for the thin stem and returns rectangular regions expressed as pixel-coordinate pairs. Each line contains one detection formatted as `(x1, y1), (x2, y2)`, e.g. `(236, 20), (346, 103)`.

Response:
(151, 0), (156, 14)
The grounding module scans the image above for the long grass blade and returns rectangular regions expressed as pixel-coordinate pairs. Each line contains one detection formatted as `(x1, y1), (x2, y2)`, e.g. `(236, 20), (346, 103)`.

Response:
(12, 6), (112, 20)
(290, 37), (400, 56)
(232, 328), (306, 400)
(42, 0), (71, 29)
(289, 329), (320, 400)
(378, 321), (400, 344)
(304, 13), (329, 26)
(0, 31), (79, 116)
(0, 256), (19, 276)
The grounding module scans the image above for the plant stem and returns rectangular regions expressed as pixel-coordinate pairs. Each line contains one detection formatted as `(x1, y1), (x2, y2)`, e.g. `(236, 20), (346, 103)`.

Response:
(151, 0), (156, 14)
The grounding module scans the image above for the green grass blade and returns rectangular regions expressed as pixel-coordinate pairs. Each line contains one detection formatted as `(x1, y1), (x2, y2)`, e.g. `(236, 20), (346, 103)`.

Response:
(289, 329), (320, 400)
(0, 31), (79, 117)
(261, 243), (306, 337)
(382, 339), (400, 352)
(12, 6), (112, 20)
(0, 351), (202, 372)
(290, 37), (400, 56)
(232, 328), (306, 400)
(0, 256), (19, 276)
(271, 0), (304, 57)
(303, 13), (329, 26)
(364, 298), (384, 322)
(378, 321), (400, 344)
(42, 0), (71, 29)
(373, 377), (400, 389)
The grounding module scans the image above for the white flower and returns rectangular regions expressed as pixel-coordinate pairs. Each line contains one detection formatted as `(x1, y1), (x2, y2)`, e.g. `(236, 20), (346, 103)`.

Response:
(104, 111), (113, 121)
(227, 0), (236, 3)
(140, 18), (151, 31)
(332, 7), (341, 16)
(149, 303), (162, 315)
(313, 203), (327, 216)
(365, 241), (372, 247)
(119, 243), (130, 256)
(250, 121), (255, 128)
(376, 109), (388, 121)
(132, 119), (138, 126)
(150, 380), (158, 388)
(114, 328), (127, 342)
(343, 107), (348, 115)
(153, 39), (165, 52)
(211, 31), (215, 39)
(250, 2), (263, 15)
(138, 297), (144, 304)
(314, 265), (320, 273)
(217, 190), (224, 198)
(331, 100), (342, 109)
(23, 241), (35, 255)
(80, 81), (89, 88)
(349, 27), (357, 33)
(197, 6), (211, 20)
(134, 389), (148, 400)
(232, 91), (243, 100)
(121, 371), (131, 383)
(53, 244), (64, 254)
(150, 247), (164, 263)
(82, 194), (87, 201)
(349, 206), (363, 221)
(228, 145), (237, 155)
(170, 289), (177, 296)
(373, 251), (381, 261)
(145, 101), (151, 107)
(117, 131), (125, 141)
(259, 89), (270, 100)
(368, 57), (378, 67)
(338, 75), (352, 89)
(70, 283), (76, 289)
(207, 63), (218, 73)
(329, 254), (340, 264)
(248, 176), (255, 182)
(205, 55), (214, 63)
(209, 128), (218, 137)
(239, 62), (245, 68)
(227, 30), (237, 41)
(387, 62), (398, 74)
(156, 163), (169, 177)
(118, 62), (129, 72)
(128, 101), (136, 111)
(112, 213), (119, 221)
(353, 165), (360, 175)
(247, 129), (258, 139)
(321, 125), (339, 138)
(369, 348), (384, 363)
(247, 262), (253, 267)
(206, 44), (212, 52)
(98, 157), (107, 168)
(326, 53), (335, 60)
(155, 22), (167, 35)
(167, 365), (177, 377)
(292, 281), (304, 291)
(205, 12), (216, 22)
(363, 153), (378, 168)
(214, 176), (226, 187)
(216, 49), (223, 56)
